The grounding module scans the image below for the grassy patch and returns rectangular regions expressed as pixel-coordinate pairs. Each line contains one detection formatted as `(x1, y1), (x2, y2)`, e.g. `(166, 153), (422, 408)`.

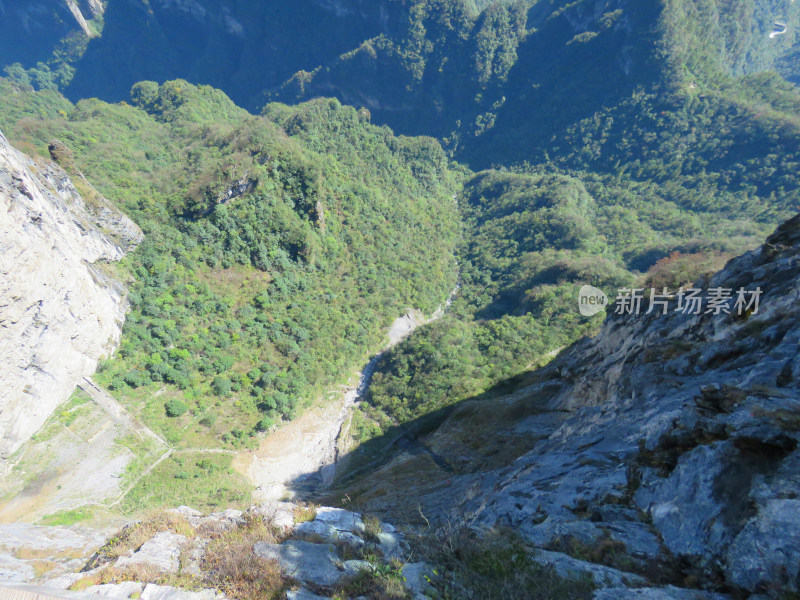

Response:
(293, 502), (317, 523)
(37, 506), (95, 526)
(412, 526), (596, 600)
(119, 453), (252, 515)
(331, 560), (410, 600)
(202, 515), (286, 600)
(71, 564), (200, 593)
(74, 515), (287, 600)
(363, 514), (383, 540)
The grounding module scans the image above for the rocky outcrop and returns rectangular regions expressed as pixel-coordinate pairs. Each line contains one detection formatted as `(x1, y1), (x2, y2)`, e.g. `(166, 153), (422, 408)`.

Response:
(338, 213), (800, 598)
(5, 503), (429, 600)
(0, 522), (110, 583)
(455, 213), (800, 597)
(0, 130), (141, 460)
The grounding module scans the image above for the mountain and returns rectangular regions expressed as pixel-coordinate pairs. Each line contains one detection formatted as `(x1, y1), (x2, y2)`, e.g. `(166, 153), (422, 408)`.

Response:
(1, 1), (800, 597)
(6, 1), (796, 153)
(330, 211), (800, 598)
(0, 77), (460, 513)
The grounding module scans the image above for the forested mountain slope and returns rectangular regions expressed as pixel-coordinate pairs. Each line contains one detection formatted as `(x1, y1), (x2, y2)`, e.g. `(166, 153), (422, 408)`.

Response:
(331, 211), (800, 599)
(0, 78), (459, 509)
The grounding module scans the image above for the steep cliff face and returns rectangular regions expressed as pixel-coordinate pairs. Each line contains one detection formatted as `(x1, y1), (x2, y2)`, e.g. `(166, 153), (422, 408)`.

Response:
(0, 0), (104, 67)
(337, 213), (800, 597)
(0, 131), (141, 460)
(462, 214), (800, 595)
(65, 0), (410, 108)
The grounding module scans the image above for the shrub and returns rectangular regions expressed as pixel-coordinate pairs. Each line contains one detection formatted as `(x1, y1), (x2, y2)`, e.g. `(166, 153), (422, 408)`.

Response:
(212, 376), (232, 396)
(165, 398), (189, 417)
(255, 416), (274, 432)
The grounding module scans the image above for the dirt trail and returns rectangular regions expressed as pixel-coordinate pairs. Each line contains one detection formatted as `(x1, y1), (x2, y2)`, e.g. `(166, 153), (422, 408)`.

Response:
(78, 377), (167, 448)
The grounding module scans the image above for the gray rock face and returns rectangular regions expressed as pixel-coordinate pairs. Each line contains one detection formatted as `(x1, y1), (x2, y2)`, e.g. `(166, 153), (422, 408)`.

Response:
(400, 562), (435, 600)
(115, 532), (187, 574)
(0, 129), (141, 459)
(532, 550), (646, 588)
(725, 499), (800, 591)
(441, 214), (800, 597)
(253, 540), (343, 587)
(592, 587), (731, 600)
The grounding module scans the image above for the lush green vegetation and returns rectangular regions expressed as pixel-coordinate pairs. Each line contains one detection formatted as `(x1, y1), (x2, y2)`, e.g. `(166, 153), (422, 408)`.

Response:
(37, 507), (95, 526)
(119, 453), (251, 514)
(354, 144), (796, 438)
(0, 78), (459, 454)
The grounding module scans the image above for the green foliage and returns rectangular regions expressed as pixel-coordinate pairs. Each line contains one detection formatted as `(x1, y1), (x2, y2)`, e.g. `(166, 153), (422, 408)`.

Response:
(0, 78), (459, 452)
(165, 399), (189, 418)
(119, 453), (250, 514)
(38, 507), (95, 526)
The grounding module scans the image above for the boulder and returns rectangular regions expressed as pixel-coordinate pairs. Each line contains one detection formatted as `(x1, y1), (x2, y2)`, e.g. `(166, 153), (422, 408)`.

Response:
(253, 540), (343, 587)
(294, 520), (364, 549)
(115, 532), (187, 574)
(531, 549), (646, 588)
(401, 562), (435, 600)
(313, 507), (365, 533)
(593, 586), (731, 600)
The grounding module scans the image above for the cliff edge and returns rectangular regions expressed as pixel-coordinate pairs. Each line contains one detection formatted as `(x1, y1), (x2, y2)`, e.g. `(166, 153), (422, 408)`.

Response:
(0, 131), (141, 460)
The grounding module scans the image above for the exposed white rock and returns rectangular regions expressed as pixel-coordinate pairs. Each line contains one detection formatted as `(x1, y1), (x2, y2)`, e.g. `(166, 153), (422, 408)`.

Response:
(0, 130), (141, 460)
(0, 522), (109, 585)
(140, 584), (225, 600)
(253, 539), (343, 587)
(0, 552), (35, 582)
(400, 562), (435, 600)
(83, 582), (145, 598)
(115, 532), (187, 573)
(251, 501), (295, 532)
(313, 506), (365, 533)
